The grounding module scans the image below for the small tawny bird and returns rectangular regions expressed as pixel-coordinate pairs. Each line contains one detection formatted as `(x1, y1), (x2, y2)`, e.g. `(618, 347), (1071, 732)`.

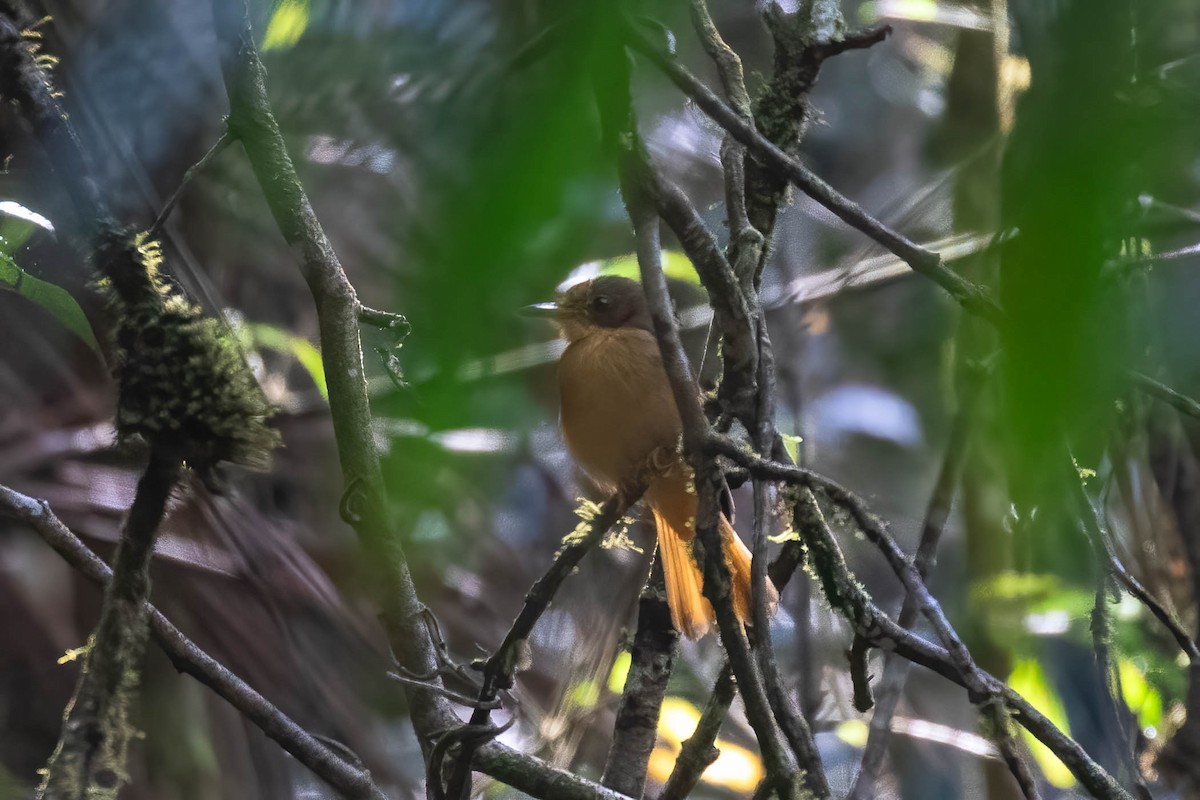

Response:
(531, 275), (775, 639)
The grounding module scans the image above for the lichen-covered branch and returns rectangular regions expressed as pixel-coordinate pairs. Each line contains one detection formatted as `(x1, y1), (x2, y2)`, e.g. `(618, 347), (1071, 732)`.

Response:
(601, 556), (678, 796)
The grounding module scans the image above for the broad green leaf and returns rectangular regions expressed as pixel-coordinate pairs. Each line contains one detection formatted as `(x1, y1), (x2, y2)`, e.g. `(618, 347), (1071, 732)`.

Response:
(262, 0), (309, 51)
(0, 252), (100, 352)
(598, 249), (701, 286)
(0, 200), (52, 256)
(1008, 658), (1075, 788)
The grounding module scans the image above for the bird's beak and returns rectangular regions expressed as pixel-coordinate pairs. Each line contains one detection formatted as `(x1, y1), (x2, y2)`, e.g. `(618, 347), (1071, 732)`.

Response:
(521, 302), (559, 318)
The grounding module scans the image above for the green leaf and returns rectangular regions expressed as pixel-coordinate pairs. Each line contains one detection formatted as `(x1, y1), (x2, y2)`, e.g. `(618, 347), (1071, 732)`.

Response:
(598, 250), (702, 286)
(1008, 658), (1075, 788)
(261, 0), (310, 51)
(288, 337), (328, 398)
(1118, 657), (1164, 731)
(0, 252), (100, 352)
(781, 433), (803, 463)
(245, 322), (327, 398)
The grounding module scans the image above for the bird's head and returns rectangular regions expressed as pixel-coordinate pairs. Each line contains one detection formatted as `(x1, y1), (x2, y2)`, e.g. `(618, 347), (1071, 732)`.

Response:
(526, 276), (653, 343)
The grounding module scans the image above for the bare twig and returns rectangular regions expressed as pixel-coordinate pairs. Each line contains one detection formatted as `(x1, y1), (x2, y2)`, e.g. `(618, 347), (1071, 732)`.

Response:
(659, 664), (733, 800)
(849, 359), (990, 798)
(658, 538), (813, 798)
(147, 129), (233, 239)
(1076, 470), (1200, 664)
(719, 445), (1132, 799)
(624, 20), (1001, 325)
(1136, 372), (1200, 421)
(444, 490), (640, 798)
(0, 483), (387, 800)
(211, 0), (453, 742)
(358, 303), (412, 336)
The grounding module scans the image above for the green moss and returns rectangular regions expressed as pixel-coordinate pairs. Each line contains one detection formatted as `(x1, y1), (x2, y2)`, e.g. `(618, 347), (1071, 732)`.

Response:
(97, 229), (280, 479)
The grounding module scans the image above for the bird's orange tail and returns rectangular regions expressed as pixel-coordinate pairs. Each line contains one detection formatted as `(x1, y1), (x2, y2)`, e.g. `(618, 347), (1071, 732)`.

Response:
(648, 473), (777, 640)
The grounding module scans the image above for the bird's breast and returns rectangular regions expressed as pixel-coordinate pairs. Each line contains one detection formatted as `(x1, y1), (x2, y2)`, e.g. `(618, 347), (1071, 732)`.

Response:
(558, 328), (683, 490)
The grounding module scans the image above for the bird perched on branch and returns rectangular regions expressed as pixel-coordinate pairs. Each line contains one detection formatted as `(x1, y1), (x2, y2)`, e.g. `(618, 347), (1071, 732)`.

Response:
(529, 275), (774, 639)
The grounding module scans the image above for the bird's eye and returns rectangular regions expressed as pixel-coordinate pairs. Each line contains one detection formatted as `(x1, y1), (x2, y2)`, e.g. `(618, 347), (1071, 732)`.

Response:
(591, 295), (610, 311)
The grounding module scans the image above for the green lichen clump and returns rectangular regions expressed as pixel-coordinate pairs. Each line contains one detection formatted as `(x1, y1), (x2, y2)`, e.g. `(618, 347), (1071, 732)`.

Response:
(97, 229), (280, 477)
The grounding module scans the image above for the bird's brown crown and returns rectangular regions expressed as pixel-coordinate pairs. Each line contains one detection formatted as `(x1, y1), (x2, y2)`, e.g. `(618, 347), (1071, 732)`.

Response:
(554, 276), (653, 342)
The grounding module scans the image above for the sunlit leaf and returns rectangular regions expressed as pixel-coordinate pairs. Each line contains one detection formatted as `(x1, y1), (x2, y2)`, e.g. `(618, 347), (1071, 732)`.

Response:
(1119, 657), (1164, 732)
(607, 650), (631, 694)
(598, 250), (701, 286)
(287, 337), (328, 398)
(261, 0), (309, 51)
(244, 322), (327, 398)
(1008, 658), (1075, 788)
(781, 433), (803, 463)
(0, 200), (53, 257)
(0, 252), (100, 352)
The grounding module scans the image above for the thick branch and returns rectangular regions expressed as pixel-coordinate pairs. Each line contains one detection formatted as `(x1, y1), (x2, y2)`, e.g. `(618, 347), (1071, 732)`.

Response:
(210, 0), (453, 751)
(601, 556), (678, 796)
(40, 446), (181, 799)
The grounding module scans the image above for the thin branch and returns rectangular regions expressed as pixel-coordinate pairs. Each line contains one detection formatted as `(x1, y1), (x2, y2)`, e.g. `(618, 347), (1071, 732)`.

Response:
(147, 129), (233, 239)
(358, 303), (412, 336)
(716, 444), (1131, 799)
(659, 664), (733, 800)
(1136, 372), (1200, 421)
(211, 0), (454, 745)
(444, 491), (640, 799)
(616, 124), (823, 798)
(789, 489), (1131, 800)
(629, 21), (1200, 432)
(210, 7), (631, 800)
(658, 529), (815, 799)
(849, 359), (989, 799)
(385, 672), (502, 710)
(624, 20), (1003, 326)
(0, 483), (387, 800)
(1076, 471), (1200, 664)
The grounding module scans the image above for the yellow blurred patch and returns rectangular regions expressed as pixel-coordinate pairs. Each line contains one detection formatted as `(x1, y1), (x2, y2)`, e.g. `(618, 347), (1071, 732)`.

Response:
(262, 0), (309, 51)
(836, 719), (870, 748)
(607, 651), (632, 694)
(647, 697), (764, 793)
(1008, 658), (1075, 788)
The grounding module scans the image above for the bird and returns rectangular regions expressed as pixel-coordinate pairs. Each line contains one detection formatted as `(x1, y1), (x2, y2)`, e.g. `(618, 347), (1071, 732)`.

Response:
(530, 275), (776, 639)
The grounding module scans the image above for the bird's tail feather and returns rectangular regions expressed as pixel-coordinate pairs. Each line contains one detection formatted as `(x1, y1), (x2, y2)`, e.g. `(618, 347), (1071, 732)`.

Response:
(649, 474), (777, 640)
